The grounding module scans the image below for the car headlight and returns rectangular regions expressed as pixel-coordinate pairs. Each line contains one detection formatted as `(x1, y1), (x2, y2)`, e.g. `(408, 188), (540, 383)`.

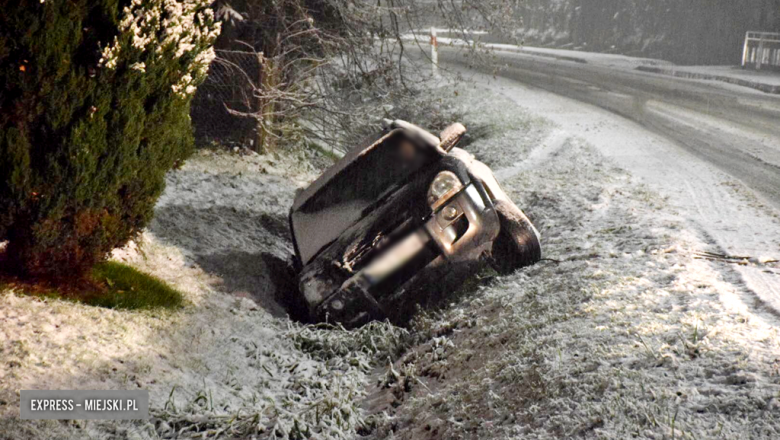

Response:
(427, 171), (463, 208)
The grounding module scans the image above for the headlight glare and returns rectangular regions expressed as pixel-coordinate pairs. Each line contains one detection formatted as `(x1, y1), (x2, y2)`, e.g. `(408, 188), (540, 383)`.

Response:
(427, 171), (462, 207)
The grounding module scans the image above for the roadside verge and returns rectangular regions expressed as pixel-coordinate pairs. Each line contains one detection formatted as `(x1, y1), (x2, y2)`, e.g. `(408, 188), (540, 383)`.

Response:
(637, 65), (780, 94)
(403, 32), (780, 95)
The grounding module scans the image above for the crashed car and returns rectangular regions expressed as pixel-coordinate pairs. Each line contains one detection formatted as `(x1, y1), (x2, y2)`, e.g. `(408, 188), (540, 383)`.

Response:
(288, 120), (541, 327)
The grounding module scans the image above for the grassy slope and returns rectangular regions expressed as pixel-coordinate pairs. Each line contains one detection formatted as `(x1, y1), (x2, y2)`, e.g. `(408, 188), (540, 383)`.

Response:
(363, 84), (780, 439)
(2, 82), (778, 439)
(0, 149), (407, 439)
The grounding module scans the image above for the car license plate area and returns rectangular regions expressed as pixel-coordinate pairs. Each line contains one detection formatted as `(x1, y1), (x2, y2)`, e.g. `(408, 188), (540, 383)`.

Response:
(363, 232), (428, 283)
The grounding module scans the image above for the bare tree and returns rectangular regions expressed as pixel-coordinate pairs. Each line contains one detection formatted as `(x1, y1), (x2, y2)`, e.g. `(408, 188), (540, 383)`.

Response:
(205, 0), (526, 153)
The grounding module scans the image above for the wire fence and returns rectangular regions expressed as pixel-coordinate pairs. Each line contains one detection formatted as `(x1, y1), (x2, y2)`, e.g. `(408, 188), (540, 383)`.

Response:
(191, 50), (261, 148)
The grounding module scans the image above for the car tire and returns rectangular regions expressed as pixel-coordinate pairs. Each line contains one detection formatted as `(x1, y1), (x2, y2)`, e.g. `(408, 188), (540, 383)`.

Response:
(490, 200), (542, 274)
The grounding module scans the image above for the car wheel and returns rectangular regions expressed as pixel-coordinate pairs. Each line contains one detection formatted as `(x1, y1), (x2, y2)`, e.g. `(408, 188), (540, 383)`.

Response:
(490, 200), (542, 274)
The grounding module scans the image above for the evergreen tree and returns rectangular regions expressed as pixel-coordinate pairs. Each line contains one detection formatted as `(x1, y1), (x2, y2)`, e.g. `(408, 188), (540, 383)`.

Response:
(0, 0), (220, 277)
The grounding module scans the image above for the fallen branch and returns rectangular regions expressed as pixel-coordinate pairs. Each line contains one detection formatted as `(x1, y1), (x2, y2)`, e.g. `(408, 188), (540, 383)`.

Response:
(693, 250), (780, 267)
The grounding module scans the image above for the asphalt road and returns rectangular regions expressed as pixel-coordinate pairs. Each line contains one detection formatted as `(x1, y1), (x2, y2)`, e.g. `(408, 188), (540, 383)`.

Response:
(437, 47), (780, 211)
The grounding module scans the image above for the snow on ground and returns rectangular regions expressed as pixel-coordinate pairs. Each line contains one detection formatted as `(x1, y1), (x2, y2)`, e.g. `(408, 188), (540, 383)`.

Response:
(2, 78), (780, 439)
(453, 66), (780, 323)
(636, 66), (780, 95)
(363, 86), (780, 439)
(405, 33), (780, 94)
(403, 32), (674, 69)
(0, 148), (408, 439)
(660, 66), (780, 88)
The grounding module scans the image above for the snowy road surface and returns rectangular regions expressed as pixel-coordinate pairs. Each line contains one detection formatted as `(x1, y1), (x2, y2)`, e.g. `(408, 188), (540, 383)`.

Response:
(437, 48), (780, 315)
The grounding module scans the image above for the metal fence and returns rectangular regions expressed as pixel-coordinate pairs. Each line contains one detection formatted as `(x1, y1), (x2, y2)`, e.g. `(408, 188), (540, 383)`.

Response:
(191, 50), (261, 148)
(742, 31), (780, 70)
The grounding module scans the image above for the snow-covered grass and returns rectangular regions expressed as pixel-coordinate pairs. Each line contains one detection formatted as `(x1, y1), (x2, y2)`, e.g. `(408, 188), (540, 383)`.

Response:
(362, 87), (780, 439)
(2, 81), (780, 440)
(0, 146), (409, 439)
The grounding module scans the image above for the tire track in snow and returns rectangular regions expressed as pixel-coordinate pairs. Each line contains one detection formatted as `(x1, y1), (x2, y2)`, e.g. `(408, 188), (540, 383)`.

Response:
(493, 129), (570, 181)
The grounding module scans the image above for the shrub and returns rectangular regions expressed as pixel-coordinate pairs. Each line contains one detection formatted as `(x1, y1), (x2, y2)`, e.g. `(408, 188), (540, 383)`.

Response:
(0, 0), (220, 278)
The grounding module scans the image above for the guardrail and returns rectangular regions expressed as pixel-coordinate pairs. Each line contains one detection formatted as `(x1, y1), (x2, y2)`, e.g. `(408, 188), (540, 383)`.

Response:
(742, 31), (780, 70)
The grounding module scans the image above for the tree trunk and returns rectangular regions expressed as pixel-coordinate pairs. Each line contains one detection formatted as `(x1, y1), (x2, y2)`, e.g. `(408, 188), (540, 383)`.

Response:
(257, 55), (279, 153)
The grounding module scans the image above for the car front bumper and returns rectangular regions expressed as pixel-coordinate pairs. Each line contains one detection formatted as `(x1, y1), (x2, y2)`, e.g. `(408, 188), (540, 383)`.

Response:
(308, 182), (500, 326)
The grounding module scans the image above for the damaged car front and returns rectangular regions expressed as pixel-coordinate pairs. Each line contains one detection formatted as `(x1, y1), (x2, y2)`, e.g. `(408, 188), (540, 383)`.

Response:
(289, 120), (540, 327)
